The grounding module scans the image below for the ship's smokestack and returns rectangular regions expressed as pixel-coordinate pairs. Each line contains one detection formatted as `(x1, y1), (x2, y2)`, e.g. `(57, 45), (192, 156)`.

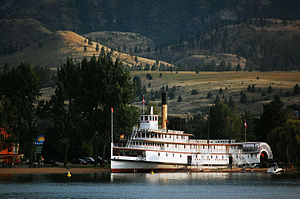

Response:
(162, 92), (167, 129)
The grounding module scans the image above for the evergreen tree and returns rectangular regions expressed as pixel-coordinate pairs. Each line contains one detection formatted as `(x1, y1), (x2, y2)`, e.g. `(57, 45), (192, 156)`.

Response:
(293, 84), (300, 95)
(255, 95), (286, 141)
(133, 76), (142, 97)
(240, 93), (248, 103)
(214, 95), (220, 104)
(191, 89), (198, 95)
(0, 63), (40, 166)
(207, 91), (212, 98)
(228, 96), (235, 109)
(177, 95), (182, 102)
(236, 64), (241, 71)
(267, 85), (273, 93)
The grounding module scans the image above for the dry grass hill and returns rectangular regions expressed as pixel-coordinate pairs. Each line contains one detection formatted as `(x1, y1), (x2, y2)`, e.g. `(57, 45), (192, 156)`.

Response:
(132, 71), (300, 116)
(175, 53), (247, 70)
(84, 31), (155, 54)
(0, 22), (173, 70)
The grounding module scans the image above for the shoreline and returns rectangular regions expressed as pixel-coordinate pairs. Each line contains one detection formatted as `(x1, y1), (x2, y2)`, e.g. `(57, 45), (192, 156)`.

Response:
(0, 167), (110, 174)
(1, 167), (299, 174)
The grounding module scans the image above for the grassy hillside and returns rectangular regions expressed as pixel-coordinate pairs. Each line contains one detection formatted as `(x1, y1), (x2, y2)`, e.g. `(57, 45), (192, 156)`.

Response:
(132, 71), (300, 116)
(0, 19), (51, 55)
(155, 19), (300, 71)
(84, 31), (155, 54)
(175, 53), (247, 70)
(0, 30), (173, 70)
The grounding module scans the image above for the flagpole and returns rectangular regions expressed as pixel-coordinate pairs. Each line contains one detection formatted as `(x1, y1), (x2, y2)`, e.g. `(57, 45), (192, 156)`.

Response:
(111, 107), (113, 158)
(244, 120), (247, 142)
(142, 95), (145, 114)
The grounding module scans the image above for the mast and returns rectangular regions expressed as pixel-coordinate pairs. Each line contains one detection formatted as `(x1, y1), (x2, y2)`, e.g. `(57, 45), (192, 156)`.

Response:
(111, 107), (114, 158)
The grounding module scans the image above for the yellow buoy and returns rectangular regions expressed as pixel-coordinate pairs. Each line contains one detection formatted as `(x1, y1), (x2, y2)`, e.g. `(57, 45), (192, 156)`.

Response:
(67, 171), (72, 178)
(150, 170), (154, 175)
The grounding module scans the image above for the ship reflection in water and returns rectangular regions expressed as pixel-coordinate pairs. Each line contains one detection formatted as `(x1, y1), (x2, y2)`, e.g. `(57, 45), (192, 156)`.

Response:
(0, 172), (300, 199)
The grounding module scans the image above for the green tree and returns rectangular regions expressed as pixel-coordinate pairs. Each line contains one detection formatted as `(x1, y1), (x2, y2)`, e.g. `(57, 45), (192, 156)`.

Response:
(240, 93), (248, 103)
(133, 76), (142, 97)
(207, 91), (212, 98)
(293, 84), (300, 95)
(267, 119), (300, 165)
(191, 89), (198, 95)
(255, 95), (286, 141)
(228, 96), (235, 110)
(0, 63), (40, 165)
(78, 55), (137, 162)
(177, 95), (182, 102)
(43, 58), (81, 166)
(208, 103), (240, 139)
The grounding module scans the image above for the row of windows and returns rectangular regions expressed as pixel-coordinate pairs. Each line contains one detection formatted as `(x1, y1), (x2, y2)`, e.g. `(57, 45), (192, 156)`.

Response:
(156, 153), (229, 160)
(158, 152), (182, 158)
(132, 141), (228, 151)
(135, 132), (186, 140)
(235, 154), (257, 159)
(140, 115), (158, 121)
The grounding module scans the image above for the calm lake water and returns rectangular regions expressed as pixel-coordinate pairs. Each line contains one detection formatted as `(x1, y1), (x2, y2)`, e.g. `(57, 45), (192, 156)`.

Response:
(0, 172), (300, 199)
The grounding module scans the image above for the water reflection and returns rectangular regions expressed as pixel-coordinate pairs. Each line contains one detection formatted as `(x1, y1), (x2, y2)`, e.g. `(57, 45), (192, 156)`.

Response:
(0, 172), (299, 199)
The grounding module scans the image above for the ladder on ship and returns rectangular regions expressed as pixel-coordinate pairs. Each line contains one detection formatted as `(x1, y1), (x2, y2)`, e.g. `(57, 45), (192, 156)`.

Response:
(126, 128), (138, 147)
(234, 153), (255, 168)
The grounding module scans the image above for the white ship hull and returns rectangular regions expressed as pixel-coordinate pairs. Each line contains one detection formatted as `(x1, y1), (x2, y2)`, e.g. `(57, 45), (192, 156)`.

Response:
(111, 159), (187, 173)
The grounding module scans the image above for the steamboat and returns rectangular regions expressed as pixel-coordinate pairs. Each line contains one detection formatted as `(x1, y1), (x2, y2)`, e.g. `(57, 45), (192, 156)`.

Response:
(111, 93), (273, 173)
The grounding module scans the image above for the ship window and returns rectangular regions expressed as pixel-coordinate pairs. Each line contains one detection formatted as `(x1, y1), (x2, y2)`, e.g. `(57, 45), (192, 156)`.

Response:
(150, 116), (152, 120)
(176, 135), (178, 139)
(169, 135), (171, 138)
(167, 144), (169, 147)
(180, 154), (182, 158)
(173, 154), (174, 157)
(211, 155), (213, 159)
(175, 144), (177, 148)
(165, 135), (167, 138)
(145, 116), (148, 120)
(184, 145), (186, 148)
(166, 153), (168, 157)
(140, 116), (143, 121)
(196, 155), (198, 158)
(158, 153), (160, 156)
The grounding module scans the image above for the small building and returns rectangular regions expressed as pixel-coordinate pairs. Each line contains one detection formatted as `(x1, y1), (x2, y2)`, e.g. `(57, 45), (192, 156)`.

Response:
(0, 128), (23, 166)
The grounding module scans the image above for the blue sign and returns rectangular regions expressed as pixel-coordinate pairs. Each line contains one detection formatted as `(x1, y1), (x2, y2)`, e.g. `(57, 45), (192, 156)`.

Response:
(35, 135), (45, 146)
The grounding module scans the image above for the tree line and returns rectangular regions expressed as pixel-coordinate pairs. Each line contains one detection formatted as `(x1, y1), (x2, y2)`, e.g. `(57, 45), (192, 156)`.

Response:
(0, 54), (138, 166)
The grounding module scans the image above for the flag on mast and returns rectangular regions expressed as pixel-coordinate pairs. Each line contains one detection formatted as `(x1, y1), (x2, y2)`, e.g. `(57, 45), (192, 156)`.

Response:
(244, 121), (247, 128)
(143, 95), (145, 104)
(111, 107), (114, 113)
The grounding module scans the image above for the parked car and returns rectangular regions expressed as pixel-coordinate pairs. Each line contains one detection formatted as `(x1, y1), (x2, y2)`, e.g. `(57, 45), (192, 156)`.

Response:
(82, 157), (95, 164)
(71, 158), (88, 165)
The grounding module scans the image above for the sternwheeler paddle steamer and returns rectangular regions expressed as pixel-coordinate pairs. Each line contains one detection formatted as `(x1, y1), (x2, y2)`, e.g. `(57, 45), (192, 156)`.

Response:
(111, 93), (273, 173)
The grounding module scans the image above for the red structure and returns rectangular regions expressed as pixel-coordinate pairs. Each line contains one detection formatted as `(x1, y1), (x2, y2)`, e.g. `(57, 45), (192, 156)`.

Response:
(0, 128), (23, 166)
